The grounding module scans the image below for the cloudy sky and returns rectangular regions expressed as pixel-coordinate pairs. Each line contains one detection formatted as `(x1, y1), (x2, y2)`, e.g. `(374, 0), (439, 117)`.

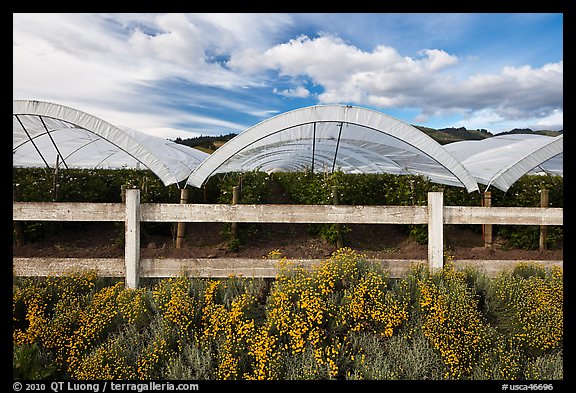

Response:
(13, 13), (563, 140)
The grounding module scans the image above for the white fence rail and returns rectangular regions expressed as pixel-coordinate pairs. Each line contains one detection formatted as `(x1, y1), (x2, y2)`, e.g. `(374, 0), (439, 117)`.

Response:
(13, 190), (563, 288)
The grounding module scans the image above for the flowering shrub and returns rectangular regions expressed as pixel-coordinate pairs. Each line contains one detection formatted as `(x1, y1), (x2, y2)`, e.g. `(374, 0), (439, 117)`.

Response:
(415, 267), (492, 378)
(13, 272), (99, 372)
(73, 336), (136, 380)
(488, 263), (563, 356)
(200, 280), (258, 379)
(66, 282), (125, 375)
(152, 276), (199, 342)
(338, 270), (408, 337)
(12, 256), (563, 380)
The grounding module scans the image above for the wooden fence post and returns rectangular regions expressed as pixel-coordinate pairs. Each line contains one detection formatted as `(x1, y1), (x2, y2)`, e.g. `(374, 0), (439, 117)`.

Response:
(428, 191), (444, 271)
(125, 188), (141, 289)
(482, 191), (492, 248)
(540, 188), (549, 251)
(231, 186), (240, 240)
(176, 188), (189, 249)
(332, 185), (343, 249)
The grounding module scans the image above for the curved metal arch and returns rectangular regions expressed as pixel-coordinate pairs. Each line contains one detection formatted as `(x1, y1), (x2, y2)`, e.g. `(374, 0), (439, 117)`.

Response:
(13, 100), (209, 186)
(186, 105), (479, 192)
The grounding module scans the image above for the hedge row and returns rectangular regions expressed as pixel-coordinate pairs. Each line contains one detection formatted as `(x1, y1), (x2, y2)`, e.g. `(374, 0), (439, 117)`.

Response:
(13, 167), (563, 249)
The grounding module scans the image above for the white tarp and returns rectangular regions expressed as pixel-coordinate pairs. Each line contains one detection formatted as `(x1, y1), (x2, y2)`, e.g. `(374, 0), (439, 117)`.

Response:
(13, 100), (209, 186)
(14, 100), (561, 193)
(444, 134), (563, 192)
(186, 104), (480, 192)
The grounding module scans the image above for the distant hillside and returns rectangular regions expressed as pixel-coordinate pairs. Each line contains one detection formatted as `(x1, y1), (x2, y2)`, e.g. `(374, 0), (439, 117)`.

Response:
(172, 127), (562, 152)
(173, 133), (237, 153)
(496, 128), (563, 137)
(414, 126), (492, 144)
(414, 126), (562, 144)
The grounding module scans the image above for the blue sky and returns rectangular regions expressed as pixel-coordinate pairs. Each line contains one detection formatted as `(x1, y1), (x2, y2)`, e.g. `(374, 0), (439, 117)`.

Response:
(13, 13), (563, 140)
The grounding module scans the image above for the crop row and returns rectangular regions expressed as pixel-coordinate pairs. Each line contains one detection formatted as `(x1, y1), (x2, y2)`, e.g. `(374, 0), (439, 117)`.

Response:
(13, 168), (563, 250)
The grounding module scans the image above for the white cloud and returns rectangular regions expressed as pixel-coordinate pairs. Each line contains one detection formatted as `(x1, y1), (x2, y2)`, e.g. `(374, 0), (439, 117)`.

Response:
(13, 13), (295, 98)
(13, 13), (562, 137)
(273, 86), (310, 98)
(231, 33), (562, 127)
(13, 13), (295, 136)
(452, 108), (506, 129)
(534, 109), (563, 130)
(95, 100), (249, 137)
(417, 48), (459, 71)
(452, 107), (563, 133)
(231, 34), (457, 104)
(128, 14), (206, 69)
(448, 61), (563, 122)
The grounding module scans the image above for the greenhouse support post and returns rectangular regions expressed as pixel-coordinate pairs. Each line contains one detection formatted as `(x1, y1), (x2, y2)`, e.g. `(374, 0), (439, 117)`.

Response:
(231, 186), (240, 240)
(482, 191), (492, 248)
(540, 188), (549, 251)
(332, 185), (343, 249)
(121, 184), (128, 203)
(52, 155), (60, 202)
(13, 184), (24, 247)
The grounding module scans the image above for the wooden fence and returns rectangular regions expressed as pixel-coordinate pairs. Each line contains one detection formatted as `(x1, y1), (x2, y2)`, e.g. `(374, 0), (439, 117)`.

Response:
(13, 190), (563, 288)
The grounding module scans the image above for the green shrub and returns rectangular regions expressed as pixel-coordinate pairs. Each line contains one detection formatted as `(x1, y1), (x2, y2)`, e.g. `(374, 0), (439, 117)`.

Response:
(13, 167), (562, 250)
(13, 342), (56, 380)
(485, 263), (563, 357)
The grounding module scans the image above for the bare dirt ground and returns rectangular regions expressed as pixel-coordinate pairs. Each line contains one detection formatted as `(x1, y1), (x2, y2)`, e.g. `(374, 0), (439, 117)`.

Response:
(12, 220), (563, 262)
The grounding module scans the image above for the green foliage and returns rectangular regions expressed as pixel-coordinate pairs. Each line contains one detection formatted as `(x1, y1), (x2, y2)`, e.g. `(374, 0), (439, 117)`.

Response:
(211, 171), (273, 247)
(490, 175), (563, 249)
(523, 349), (563, 380)
(273, 171), (433, 206)
(483, 263), (563, 357)
(13, 342), (57, 380)
(344, 328), (445, 380)
(12, 167), (187, 203)
(13, 167), (190, 242)
(163, 343), (213, 380)
(408, 225), (428, 245)
(214, 171), (272, 204)
(227, 238), (241, 253)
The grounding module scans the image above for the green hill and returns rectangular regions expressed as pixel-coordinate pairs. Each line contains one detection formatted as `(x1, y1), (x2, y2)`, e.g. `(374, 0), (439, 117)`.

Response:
(172, 133), (238, 153)
(172, 127), (562, 151)
(496, 128), (563, 137)
(414, 126), (492, 144)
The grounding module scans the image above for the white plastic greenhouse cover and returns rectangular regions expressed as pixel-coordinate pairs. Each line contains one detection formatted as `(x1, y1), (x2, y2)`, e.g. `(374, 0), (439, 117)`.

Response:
(186, 105), (480, 192)
(444, 134), (563, 192)
(13, 100), (209, 187)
